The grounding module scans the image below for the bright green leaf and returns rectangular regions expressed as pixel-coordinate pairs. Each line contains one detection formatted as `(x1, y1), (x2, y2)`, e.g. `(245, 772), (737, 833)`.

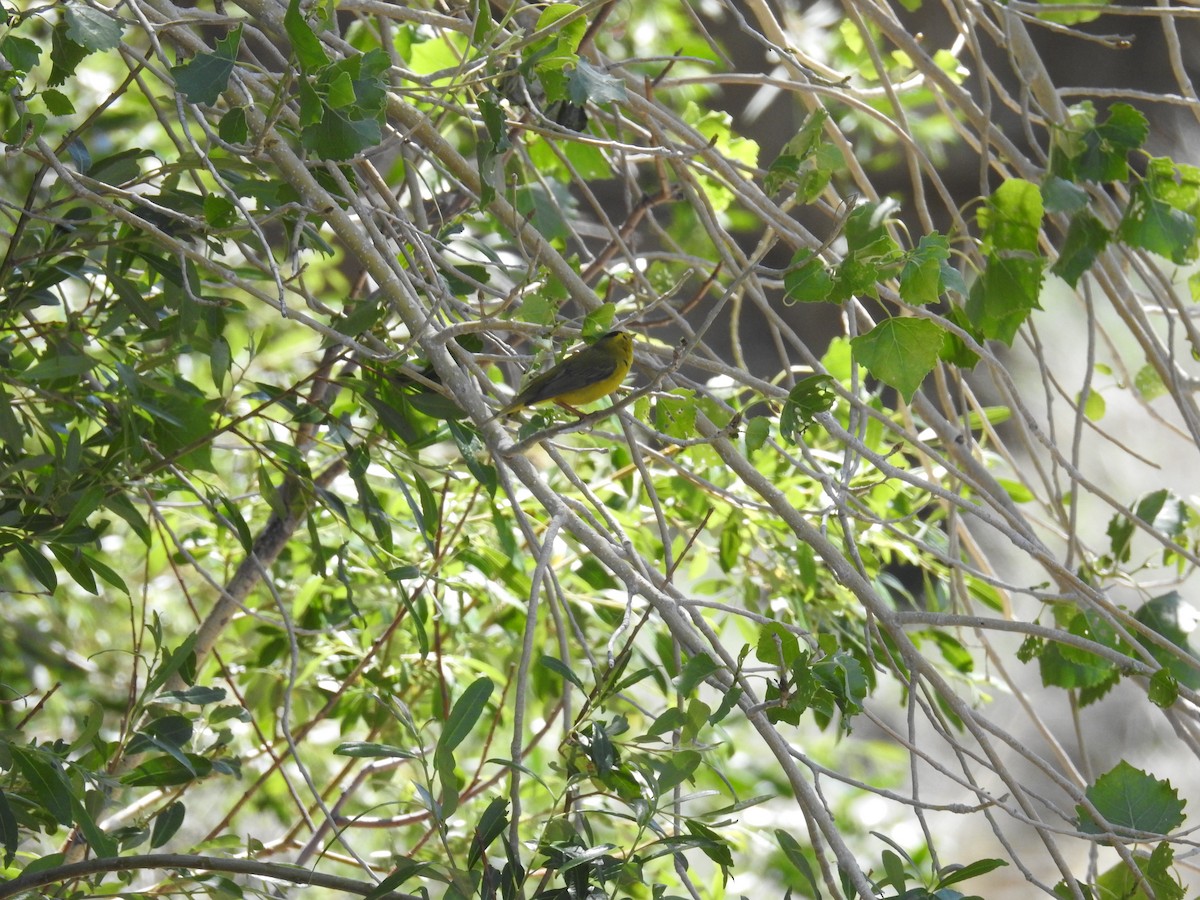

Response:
(979, 178), (1044, 254)
(851, 317), (947, 401)
(1, 35), (40, 73)
(899, 233), (951, 305)
(1119, 183), (1198, 264)
(1081, 388), (1105, 421)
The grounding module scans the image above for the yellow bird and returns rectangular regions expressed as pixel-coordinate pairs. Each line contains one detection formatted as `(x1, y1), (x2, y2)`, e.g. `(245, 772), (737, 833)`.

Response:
(500, 331), (634, 416)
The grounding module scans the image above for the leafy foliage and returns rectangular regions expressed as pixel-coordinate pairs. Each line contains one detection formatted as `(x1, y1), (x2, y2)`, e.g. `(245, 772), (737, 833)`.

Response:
(2, 0), (1200, 898)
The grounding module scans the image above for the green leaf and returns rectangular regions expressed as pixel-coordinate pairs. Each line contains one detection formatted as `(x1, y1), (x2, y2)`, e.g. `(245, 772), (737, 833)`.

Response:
(784, 251), (834, 303)
(1, 35), (41, 73)
(8, 743), (117, 858)
(657, 748), (700, 792)
(1119, 182), (1198, 264)
(172, 25), (243, 106)
(65, 3), (122, 51)
(744, 416), (770, 454)
(435, 677), (494, 816)
(775, 830), (822, 899)
(831, 202), (903, 300)
(765, 109), (836, 199)
(218, 106), (248, 143)
(680, 101), (759, 212)
(122, 754), (215, 787)
(1134, 489), (1186, 540)
(325, 71), (356, 109)
(60, 484), (105, 536)
(1033, 609), (1122, 703)
(1106, 511), (1135, 564)
(15, 352), (100, 381)
(515, 184), (573, 241)
(15, 541), (57, 592)
(1145, 156), (1200, 211)
(1034, 0), (1108, 26)
(20, 853), (66, 878)
(408, 472), (440, 546)
(363, 860), (433, 900)
(567, 59), (626, 105)
(209, 334), (231, 390)
(297, 75), (322, 128)
(652, 389), (696, 439)
(1052, 209), (1110, 287)
(709, 680), (743, 725)
(145, 634), (199, 695)
(439, 677), (495, 755)
(550, 842), (619, 874)
(301, 102), (383, 160)
(935, 857), (1008, 889)
(675, 652), (720, 696)
(684, 819), (734, 872)
(924, 629), (975, 674)
(979, 178), (1043, 254)
(150, 802), (187, 849)
(471, 0), (494, 44)
(126, 718), (195, 774)
(91, 147), (155, 186)
(1080, 387), (1105, 422)
(1094, 844), (1183, 900)
(779, 374), (836, 444)
(645, 707), (687, 738)
(42, 89), (75, 116)
(1133, 591), (1200, 689)
(899, 233), (951, 305)
(467, 797), (509, 869)
(540, 655), (586, 691)
(851, 317), (947, 401)
(100, 489), (147, 547)
(1042, 175), (1090, 214)
(1135, 364), (1166, 401)
(584, 719), (617, 775)
(1077, 760), (1185, 836)
(153, 686), (227, 705)
(966, 255), (1045, 345)
(397, 587), (430, 658)
(529, 4), (586, 69)
(782, 107), (830, 160)
(47, 545), (94, 594)
(448, 420), (496, 494)
(3, 109), (45, 148)
(718, 513), (741, 573)
(683, 698), (712, 741)
(812, 650), (868, 723)
(334, 742), (419, 759)
(880, 849), (908, 892)
(49, 22), (88, 87)
(1086, 102), (1150, 180)
(0, 788), (18, 866)
(1148, 668), (1178, 708)
(9, 746), (73, 825)
(0, 386), (21, 445)
(756, 622), (802, 668)
(285, 0), (329, 69)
